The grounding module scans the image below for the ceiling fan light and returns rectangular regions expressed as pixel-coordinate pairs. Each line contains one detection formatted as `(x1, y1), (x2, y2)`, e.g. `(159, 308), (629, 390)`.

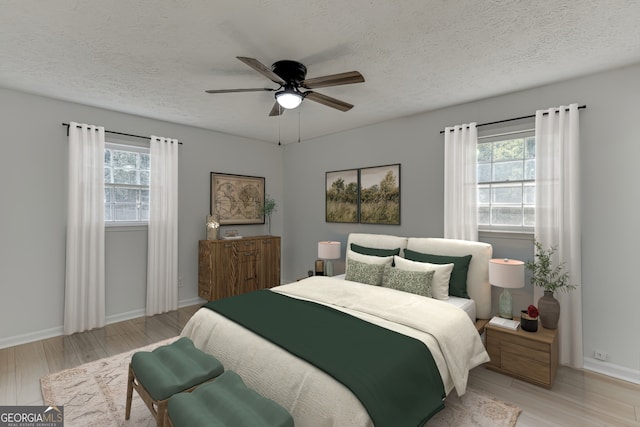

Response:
(275, 90), (303, 109)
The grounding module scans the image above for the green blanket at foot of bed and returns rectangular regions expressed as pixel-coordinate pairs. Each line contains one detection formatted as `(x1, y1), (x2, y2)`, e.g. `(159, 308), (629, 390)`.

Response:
(204, 290), (445, 427)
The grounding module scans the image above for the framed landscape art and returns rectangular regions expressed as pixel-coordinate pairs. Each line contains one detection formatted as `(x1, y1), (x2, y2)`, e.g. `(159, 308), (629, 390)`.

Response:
(359, 163), (401, 225)
(210, 172), (265, 225)
(325, 168), (359, 223)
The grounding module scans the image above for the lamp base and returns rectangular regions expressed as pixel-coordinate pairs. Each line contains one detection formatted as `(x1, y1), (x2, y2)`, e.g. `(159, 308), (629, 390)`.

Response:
(498, 288), (513, 319)
(325, 260), (334, 277)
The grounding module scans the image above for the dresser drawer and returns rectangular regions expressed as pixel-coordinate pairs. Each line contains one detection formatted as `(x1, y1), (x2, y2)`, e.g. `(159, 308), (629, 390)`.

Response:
(238, 250), (257, 262)
(238, 240), (257, 251)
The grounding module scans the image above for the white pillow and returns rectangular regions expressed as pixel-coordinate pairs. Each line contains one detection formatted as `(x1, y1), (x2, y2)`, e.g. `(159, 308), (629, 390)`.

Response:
(393, 256), (454, 300)
(345, 250), (394, 269)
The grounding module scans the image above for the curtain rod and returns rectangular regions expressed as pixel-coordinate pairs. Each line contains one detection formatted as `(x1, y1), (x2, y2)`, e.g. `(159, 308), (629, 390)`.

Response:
(62, 123), (183, 144)
(439, 105), (587, 134)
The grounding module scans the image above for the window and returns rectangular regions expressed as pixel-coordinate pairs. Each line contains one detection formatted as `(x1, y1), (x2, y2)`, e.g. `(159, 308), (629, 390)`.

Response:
(477, 133), (535, 232)
(104, 142), (149, 225)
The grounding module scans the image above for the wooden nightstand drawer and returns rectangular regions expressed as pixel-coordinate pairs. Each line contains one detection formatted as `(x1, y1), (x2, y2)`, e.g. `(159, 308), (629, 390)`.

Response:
(485, 318), (558, 388)
(501, 351), (550, 384)
(498, 332), (549, 353)
(501, 341), (550, 384)
(502, 341), (549, 365)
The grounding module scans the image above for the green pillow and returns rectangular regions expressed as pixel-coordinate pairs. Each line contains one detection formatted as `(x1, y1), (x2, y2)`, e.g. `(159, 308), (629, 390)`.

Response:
(382, 265), (434, 298)
(350, 243), (400, 257)
(345, 258), (386, 286)
(403, 249), (473, 298)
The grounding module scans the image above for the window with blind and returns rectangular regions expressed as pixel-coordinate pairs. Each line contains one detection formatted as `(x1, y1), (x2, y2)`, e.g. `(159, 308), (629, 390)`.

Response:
(104, 142), (150, 225)
(477, 132), (535, 232)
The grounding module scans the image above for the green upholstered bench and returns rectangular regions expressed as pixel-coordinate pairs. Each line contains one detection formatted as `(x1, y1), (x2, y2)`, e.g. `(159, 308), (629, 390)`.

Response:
(165, 370), (294, 427)
(125, 337), (224, 427)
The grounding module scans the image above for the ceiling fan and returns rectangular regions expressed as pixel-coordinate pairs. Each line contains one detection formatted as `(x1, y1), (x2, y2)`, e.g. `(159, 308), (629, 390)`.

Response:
(206, 57), (365, 116)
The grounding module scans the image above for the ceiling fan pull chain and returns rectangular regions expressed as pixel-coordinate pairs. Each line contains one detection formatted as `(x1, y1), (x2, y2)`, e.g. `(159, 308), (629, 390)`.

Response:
(278, 108), (282, 146)
(298, 108), (301, 143)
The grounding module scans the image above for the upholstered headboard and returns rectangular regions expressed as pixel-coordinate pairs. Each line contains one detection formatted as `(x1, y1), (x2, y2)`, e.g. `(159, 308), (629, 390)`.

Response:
(346, 233), (493, 319)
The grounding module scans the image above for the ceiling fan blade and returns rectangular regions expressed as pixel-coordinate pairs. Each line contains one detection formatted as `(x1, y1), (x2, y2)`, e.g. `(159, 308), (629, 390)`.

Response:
(269, 102), (283, 117)
(205, 88), (275, 94)
(304, 91), (353, 112)
(237, 57), (285, 85)
(301, 71), (364, 89)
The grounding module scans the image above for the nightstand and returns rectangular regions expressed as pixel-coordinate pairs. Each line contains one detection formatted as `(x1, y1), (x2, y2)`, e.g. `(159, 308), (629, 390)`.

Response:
(485, 317), (558, 388)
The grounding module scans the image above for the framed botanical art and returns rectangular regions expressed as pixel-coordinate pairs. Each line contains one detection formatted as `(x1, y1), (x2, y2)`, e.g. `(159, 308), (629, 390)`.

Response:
(359, 163), (401, 225)
(210, 172), (265, 225)
(325, 168), (359, 223)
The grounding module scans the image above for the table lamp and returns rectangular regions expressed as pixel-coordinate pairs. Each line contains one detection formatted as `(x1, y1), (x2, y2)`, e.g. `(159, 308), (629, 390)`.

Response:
(489, 258), (524, 319)
(317, 241), (341, 277)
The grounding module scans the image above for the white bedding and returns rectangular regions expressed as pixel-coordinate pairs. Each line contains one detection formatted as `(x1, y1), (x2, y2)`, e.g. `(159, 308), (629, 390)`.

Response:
(333, 273), (477, 321)
(443, 296), (476, 321)
(182, 277), (489, 427)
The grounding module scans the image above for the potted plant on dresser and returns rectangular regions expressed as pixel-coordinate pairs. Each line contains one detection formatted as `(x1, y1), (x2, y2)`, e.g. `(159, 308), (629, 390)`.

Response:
(260, 194), (277, 235)
(525, 241), (576, 329)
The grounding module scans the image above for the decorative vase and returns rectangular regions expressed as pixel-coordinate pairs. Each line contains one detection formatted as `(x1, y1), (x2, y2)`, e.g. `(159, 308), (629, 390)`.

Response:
(538, 291), (560, 329)
(520, 310), (539, 332)
(206, 215), (220, 240)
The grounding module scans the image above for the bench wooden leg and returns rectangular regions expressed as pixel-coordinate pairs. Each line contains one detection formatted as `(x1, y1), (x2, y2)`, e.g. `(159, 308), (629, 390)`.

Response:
(125, 363), (134, 420)
(156, 400), (168, 427)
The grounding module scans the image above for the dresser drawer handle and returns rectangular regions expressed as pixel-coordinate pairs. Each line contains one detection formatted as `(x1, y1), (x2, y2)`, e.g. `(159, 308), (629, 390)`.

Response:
(224, 244), (232, 248)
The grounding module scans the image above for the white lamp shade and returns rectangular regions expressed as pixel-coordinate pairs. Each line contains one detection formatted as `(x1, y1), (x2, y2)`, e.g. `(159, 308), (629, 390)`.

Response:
(318, 241), (341, 260)
(489, 258), (524, 289)
(276, 92), (303, 109)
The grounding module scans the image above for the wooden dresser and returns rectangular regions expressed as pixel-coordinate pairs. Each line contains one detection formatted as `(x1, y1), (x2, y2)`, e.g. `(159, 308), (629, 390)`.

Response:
(198, 236), (281, 301)
(485, 317), (559, 388)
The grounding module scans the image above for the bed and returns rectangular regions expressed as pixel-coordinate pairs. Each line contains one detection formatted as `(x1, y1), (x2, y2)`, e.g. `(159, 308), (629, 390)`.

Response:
(182, 233), (492, 426)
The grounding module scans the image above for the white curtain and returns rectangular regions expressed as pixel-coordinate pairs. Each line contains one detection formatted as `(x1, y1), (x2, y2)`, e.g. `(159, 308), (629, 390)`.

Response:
(64, 122), (106, 334)
(146, 136), (179, 316)
(534, 103), (583, 368)
(444, 123), (478, 241)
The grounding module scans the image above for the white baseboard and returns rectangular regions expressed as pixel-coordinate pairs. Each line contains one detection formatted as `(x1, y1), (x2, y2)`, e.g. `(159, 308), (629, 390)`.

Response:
(0, 297), (206, 350)
(583, 357), (640, 385)
(179, 296), (206, 307)
(0, 326), (64, 350)
(105, 308), (146, 325)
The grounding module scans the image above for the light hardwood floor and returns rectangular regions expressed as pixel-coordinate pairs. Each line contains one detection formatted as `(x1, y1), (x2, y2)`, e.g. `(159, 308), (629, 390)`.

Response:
(1, 305), (639, 426)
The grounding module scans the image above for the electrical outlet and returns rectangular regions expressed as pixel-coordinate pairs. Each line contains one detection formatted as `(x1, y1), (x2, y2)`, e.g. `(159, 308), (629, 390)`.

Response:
(594, 350), (607, 361)
(178, 276), (184, 288)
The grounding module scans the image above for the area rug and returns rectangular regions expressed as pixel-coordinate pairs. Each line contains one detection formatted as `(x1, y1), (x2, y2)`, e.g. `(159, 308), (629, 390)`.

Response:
(41, 337), (520, 426)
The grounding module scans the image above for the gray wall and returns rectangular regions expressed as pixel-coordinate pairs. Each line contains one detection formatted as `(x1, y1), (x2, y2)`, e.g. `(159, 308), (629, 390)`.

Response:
(0, 87), (283, 346)
(282, 62), (640, 382)
(2, 61), (639, 383)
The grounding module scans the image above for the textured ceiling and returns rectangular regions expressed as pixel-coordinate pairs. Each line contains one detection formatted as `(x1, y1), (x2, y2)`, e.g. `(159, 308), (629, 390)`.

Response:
(2, 0), (640, 144)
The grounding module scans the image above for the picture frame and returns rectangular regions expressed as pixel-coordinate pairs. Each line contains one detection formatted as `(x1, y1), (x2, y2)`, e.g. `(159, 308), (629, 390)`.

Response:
(359, 163), (401, 225)
(325, 168), (359, 223)
(210, 172), (265, 225)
